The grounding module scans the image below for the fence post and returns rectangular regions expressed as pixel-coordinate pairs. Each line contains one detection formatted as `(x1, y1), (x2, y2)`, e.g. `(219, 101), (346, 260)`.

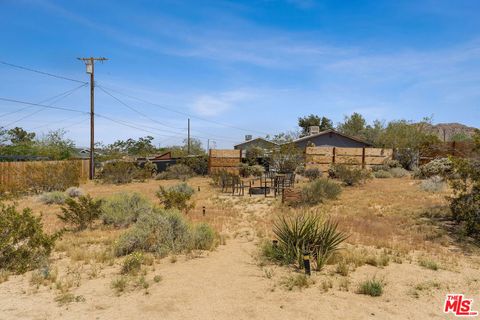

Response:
(362, 147), (366, 169)
(332, 147), (336, 164)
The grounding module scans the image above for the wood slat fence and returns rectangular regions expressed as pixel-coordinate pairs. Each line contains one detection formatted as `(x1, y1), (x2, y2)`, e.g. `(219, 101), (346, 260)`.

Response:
(305, 147), (393, 172)
(0, 159), (89, 193)
(208, 149), (242, 175)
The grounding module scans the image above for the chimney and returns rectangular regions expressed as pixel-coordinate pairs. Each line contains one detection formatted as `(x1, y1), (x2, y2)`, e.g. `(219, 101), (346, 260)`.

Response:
(308, 126), (320, 135)
(245, 135), (252, 141)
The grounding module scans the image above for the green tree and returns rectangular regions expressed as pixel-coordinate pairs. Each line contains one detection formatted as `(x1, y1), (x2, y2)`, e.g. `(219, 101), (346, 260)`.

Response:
(37, 129), (75, 160)
(7, 127), (35, 144)
(319, 117), (334, 131)
(337, 113), (366, 138)
(298, 114), (333, 136)
(363, 120), (385, 146)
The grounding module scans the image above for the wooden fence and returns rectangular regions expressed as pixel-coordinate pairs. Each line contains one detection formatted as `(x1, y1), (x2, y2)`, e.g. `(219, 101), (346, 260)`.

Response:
(305, 147), (393, 172)
(0, 159), (89, 193)
(208, 149), (241, 175)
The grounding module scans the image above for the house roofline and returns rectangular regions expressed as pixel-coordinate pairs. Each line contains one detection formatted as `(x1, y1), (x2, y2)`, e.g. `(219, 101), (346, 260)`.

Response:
(291, 129), (372, 146)
(233, 137), (278, 148)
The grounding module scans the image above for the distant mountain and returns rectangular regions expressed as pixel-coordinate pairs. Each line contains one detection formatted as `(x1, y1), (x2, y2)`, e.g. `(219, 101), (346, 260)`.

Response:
(427, 123), (478, 142)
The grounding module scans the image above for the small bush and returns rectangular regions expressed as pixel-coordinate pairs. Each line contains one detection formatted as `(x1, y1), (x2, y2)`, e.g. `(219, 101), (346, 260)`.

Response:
(418, 258), (439, 271)
(420, 176), (445, 193)
(330, 164), (370, 186)
(111, 276), (128, 295)
(0, 204), (59, 273)
(389, 167), (408, 178)
(372, 170), (392, 179)
(239, 163), (264, 177)
(65, 187), (84, 198)
(121, 252), (144, 275)
(39, 191), (67, 205)
(57, 195), (102, 230)
(178, 155), (208, 175)
(357, 278), (384, 297)
(281, 274), (312, 291)
(101, 192), (152, 227)
(191, 223), (216, 250)
(156, 183), (195, 211)
(303, 168), (321, 181)
(99, 161), (136, 184)
(156, 164), (194, 180)
(295, 165), (305, 175)
(415, 158), (453, 179)
(299, 178), (342, 205)
(114, 209), (217, 257)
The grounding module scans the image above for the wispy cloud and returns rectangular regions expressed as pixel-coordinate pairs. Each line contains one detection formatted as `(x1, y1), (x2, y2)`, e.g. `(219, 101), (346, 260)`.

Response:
(191, 90), (255, 116)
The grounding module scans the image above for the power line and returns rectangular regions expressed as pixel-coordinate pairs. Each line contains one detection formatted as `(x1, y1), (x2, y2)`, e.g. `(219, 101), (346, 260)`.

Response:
(1, 83), (88, 128)
(0, 83), (87, 118)
(96, 83), (270, 136)
(0, 60), (87, 84)
(0, 97), (88, 114)
(96, 84), (184, 132)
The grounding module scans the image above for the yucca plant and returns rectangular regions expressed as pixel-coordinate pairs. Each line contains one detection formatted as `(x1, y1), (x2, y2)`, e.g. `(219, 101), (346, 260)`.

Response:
(272, 212), (348, 271)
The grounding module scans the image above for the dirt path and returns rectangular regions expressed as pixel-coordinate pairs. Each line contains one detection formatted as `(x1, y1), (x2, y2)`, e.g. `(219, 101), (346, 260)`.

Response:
(1, 237), (462, 320)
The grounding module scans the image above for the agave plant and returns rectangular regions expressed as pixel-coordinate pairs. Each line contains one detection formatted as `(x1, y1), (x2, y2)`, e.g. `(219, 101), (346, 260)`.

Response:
(272, 212), (348, 271)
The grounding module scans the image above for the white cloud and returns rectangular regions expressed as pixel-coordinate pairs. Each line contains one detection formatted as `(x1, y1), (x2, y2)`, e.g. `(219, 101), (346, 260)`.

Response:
(191, 90), (254, 116)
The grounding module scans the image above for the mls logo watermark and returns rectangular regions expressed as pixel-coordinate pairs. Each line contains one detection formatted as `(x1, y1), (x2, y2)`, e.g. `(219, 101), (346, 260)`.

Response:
(444, 294), (478, 317)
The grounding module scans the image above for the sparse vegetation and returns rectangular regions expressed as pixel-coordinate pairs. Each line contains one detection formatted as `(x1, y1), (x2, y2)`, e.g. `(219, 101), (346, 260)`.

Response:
(372, 170), (392, 179)
(420, 176), (445, 192)
(418, 258), (439, 271)
(299, 178), (342, 205)
(114, 209), (217, 257)
(389, 167), (409, 178)
(156, 183), (195, 211)
(99, 161), (152, 184)
(357, 278), (384, 296)
(156, 164), (194, 180)
(121, 252), (144, 275)
(414, 158), (453, 179)
(39, 191), (67, 205)
(101, 192), (152, 227)
(329, 164), (370, 186)
(280, 274), (312, 291)
(0, 203), (59, 273)
(57, 195), (103, 230)
(303, 167), (321, 181)
(65, 186), (84, 198)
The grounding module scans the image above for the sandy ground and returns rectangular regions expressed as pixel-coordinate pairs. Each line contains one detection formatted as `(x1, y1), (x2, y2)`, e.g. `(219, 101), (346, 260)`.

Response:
(1, 177), (480, 319)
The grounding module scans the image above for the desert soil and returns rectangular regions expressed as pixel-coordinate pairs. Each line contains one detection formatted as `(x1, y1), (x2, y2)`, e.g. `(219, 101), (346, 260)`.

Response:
(1, 177), (479, 319)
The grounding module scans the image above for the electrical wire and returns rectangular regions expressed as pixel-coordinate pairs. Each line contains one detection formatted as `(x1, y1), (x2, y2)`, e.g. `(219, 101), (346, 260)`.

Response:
(0, 60), (87, 84)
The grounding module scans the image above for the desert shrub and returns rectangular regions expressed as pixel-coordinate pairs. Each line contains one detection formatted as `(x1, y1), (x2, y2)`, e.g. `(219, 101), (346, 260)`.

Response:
(299, 178), (341, 205)
(389, 167), (408, 178)
(445, 158), (480, 237)
(295, 165), (305, 175)
(414, 158), (453, 179)
(114, 209), (217, 257)
(418, 258), (439, 271)
(0, 203), (59, 273)
(191, 223), (217, 250)
(281, 274), (312, 291)
(57, 195), (102, 230)
(178, 155), (208, 175)
(357, 278), (384, 296)
(267, 213), (348, 271)
(330, 164), (370, 186)
(39, 191), (67, 205)
(121, 252), (144, 275)
(135, 161), (156, 181)
(98, 161), (138, 184)
(270, 143), (303, 173)
(65, 187), (84, 198)
(239, 163), (264, 177)
(156, 164), (194, 180)
(420, 176), (445, 193)
(372, 170), (392, 179)
(101, 192), (153, 227)
(303, 168), (321, 181)
(156, 183), (195, 211)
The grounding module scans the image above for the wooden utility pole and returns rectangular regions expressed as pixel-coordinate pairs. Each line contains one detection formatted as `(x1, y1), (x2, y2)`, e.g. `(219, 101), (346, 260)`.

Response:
(77, 57), (108, 180)
(187, 118), (191, 155)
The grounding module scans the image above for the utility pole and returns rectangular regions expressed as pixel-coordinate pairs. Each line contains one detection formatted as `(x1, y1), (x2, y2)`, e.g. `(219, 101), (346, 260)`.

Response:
(207, 139), (210, 151)
(77, 57), (108, 180)
(187, 118), (191, 155)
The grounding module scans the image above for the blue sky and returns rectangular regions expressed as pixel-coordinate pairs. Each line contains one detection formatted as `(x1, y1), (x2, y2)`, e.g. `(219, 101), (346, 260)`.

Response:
(1, 0), (479, 148)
